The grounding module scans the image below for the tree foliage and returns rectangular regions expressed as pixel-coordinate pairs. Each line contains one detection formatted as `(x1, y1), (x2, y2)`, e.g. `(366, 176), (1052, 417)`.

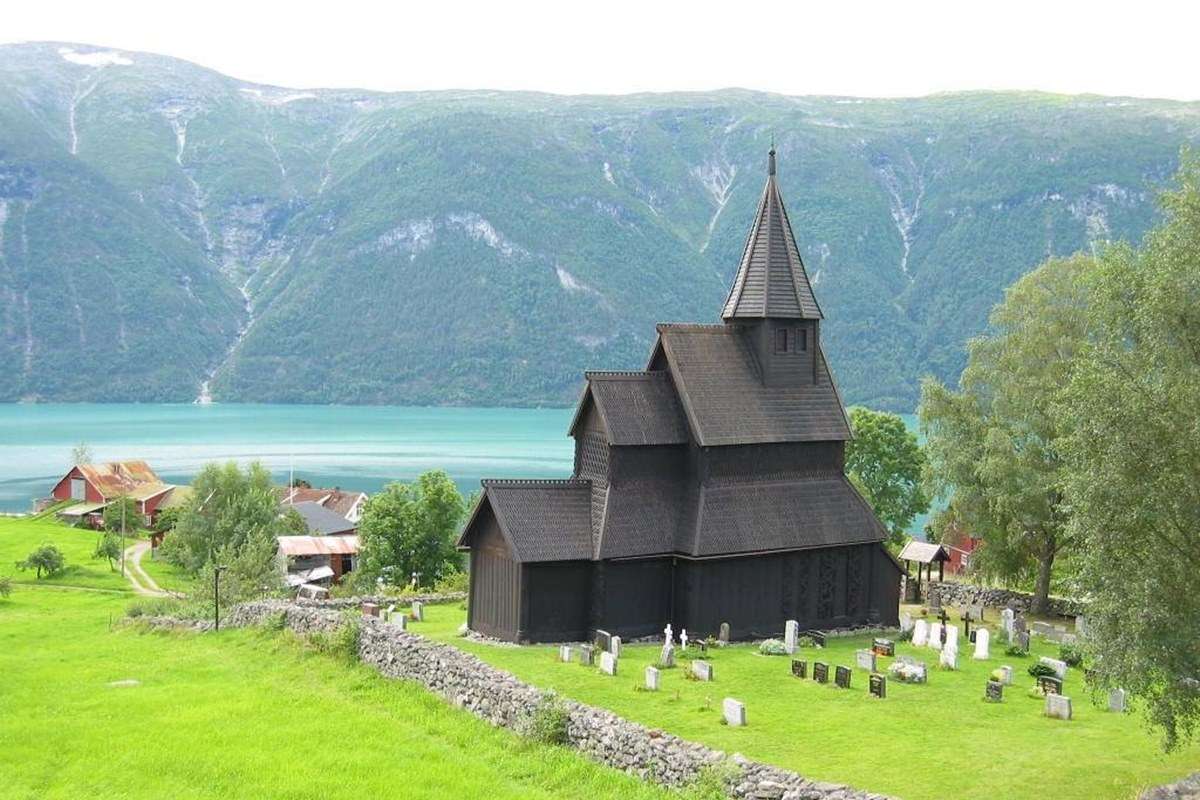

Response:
(0, 576), (11, 599)
(1055, 151), (1200, 751)
(919, 254), (1093, 611)
(93, 532), (122, 571)
(356, 471), (466, 589)
(70, 442), (93, 467)
(17, 544), (66, 579)
(102, 496), (143, 534)
(844, 407), (929, 543)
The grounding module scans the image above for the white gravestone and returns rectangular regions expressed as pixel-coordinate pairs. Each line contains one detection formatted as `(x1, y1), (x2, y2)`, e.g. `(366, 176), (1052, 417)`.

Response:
(945, 625), (959, 651)
(680, 630), (688, 650)
(385, 604), (396, 622)
(939, 645), (958, 670)
(912, 620), (929, 647)
(659, 643), (675, 668)
(611, 636), (622, 658)
(998, 664), (1013, 685)
(722, 698), (746, 727)
(785, 620), (799, 654)
(1039, 656), (1068, 680)
(559, 645), (573, 663)
(600, 651), (617, 676)
(645, 666), (660, 691)
(973, 629), (990, 660)
(1108, 688), (1127, 713)
(692, 660), (713, 681)
(900, 613), (914, 633)
(1045, 693), (1073, 720)
(664, 623), (673, 645)
(718, 622), (730, 644)
(391, 613), (407, 630)
(856, 649), (877, 672)
(410, 601), (424, 622)
(928, 622), (944, 650)
(1000, 609), (1014, 641)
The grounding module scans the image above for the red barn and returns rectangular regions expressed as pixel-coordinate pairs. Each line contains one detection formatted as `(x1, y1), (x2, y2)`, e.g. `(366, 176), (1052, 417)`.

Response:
(51, 460), (178, 528)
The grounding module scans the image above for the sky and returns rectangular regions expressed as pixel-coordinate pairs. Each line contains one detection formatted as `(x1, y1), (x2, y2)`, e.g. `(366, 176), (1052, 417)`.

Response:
(3, 0), (1199, 100)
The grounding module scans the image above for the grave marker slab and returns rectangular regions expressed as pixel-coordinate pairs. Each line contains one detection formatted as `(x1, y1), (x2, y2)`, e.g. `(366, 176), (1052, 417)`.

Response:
(835, 665), (852, 689)
(723, 697), (746, 727)
(718, 622), (730, 644)
(1016, 630), (1031, 651)
(390, 613), (408, 630)
(594, 629), (612, 653)
(912, 619), (929, 647)
(869, 673), (887, 699)
(1032, 621), (1054, 637)
(939, 646), (958, 670)
(999, 665), (1013, 685)
(579, 645), (595, 666)
(1108, 688), (1127, 713)
(692, 660), (713, 682)
(645, 666), (660, 691)
(362, 602), (380, 617)
(856, 649), (877, 671)
(872, 638), (895, 657)
(900, 613), (914, 633)
(599, 651), (617, 676)
(1045, 693), (1073, 720)
(804, 630), (827, 648)
(1001, 608), (1015, 639)
(784, 620), (799, 654)
(791, 659), (807, 679)
(611, 635), (622, 658)
(1039, 657), (1069, 680)
(659, 643), (675, 668)
(945, 624), (960, 651)
(970, 603), (985, 621)
(813, 662), (829, 684)
(928, 622), (944, 650)
(1038, 675), (1064, 696)
(559, 645), (573, 663)
(410, 601), (424, 622)
(985, 680), (1004, 703)
(973, 628), (990, 660)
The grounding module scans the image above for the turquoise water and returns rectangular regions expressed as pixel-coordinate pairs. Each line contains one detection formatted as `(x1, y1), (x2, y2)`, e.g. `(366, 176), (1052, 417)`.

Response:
(0, 404), (575, 513)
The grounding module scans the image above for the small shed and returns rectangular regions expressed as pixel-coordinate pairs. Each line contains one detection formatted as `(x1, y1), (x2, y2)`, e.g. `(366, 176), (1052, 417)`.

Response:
(898, 540), (951, 602)
(277, 535), (361, 584)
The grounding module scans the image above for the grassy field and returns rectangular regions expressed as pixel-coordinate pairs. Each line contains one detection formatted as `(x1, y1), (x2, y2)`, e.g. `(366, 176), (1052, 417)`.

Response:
(138, 546), (196, 593)
(416, 605), (1200, 800)
(0, 516), (133, 593)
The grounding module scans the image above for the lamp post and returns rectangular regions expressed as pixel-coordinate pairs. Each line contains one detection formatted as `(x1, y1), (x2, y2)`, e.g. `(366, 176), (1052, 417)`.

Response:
(213, 564), (227, 631)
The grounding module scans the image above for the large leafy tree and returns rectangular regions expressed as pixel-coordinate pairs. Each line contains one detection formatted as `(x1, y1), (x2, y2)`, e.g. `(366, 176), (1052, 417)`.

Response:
(17, 544), (66, 579)
(919, 253), (1093, 612)
(844, 406), (929, 544)
(102, 496), (143, 534)
(1057, 153), (1200, 751)
(357, 471), (466, 589)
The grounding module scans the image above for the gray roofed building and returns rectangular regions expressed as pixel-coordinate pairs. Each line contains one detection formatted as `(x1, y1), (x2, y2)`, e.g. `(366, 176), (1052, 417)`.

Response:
(288, 500), (358, 536)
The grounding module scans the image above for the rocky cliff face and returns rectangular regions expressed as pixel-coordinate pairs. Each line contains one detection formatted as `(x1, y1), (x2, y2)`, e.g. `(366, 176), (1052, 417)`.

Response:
(2, 42), (1198, 408)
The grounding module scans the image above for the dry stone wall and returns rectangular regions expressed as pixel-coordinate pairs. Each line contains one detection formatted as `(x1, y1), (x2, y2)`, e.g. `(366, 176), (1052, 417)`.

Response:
(926, 581), (1085, 617)
(297, 592), (465, 610)
(224, 601), (892, 800)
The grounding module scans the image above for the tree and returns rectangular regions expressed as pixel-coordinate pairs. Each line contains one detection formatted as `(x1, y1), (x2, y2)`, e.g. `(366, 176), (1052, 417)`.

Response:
(17, 544), (66, 579)
(919, 253), (1093, 612)
(1056, 152), (1200, 751)
(356, 471), (466, 589)
(93, 532), (122, 571)
(844, 406), (929, 544)
(70, 442), (93, 467)
(153, 505), (183, 536)
(193, 529), (284, 609)
(103, 496), (143, 534)
(0, 576), (11, 599)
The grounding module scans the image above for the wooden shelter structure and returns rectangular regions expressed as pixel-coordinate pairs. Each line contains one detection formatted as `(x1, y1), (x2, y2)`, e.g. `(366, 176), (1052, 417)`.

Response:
(457, 149), (903, 643)
(898, 540), (951, 602)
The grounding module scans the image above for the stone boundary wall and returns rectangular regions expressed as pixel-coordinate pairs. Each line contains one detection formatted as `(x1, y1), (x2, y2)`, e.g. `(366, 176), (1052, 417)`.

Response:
(221, 601), (892, 800)
(297, 592), (466, 610)
(926, 581), (1085, 617)
(1140, 772), (1200, 800)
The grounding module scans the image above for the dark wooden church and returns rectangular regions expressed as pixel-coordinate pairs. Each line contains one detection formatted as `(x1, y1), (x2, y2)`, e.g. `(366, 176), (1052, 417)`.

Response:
(457, 149), (902, 643)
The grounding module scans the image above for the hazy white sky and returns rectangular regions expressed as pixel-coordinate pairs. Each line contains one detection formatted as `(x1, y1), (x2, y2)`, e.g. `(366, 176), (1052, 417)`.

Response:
(4, 0), (1198, 100)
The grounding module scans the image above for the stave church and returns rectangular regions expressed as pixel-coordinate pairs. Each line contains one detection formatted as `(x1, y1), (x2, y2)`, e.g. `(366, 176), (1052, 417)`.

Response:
(457, 148), (902, 643)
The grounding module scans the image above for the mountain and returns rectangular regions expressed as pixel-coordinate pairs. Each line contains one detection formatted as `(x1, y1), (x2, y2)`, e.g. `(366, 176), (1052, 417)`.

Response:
(1, 42), (1198, 409)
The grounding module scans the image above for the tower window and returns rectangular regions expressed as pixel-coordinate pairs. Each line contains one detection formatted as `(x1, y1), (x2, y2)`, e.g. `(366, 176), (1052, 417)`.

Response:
(797, 328), (808, 351)
(775, 328), (789, 353)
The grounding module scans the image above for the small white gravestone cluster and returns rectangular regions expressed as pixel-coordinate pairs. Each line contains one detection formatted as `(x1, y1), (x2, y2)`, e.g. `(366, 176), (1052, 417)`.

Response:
(973, 628), (990, 660)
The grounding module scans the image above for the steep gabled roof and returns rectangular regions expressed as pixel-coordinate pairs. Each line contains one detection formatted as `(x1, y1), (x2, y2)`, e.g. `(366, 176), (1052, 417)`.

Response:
(568, 371), (689, 446)
(654, 324), (851, 445)
(459, 479), (594, 563)
(74, 460), (163, 499)
(289, 501), (358, 536)
(721, 149), (822, 321)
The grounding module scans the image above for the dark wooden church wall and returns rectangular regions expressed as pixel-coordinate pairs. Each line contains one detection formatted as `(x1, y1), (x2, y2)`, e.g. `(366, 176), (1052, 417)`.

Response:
(746, 319), (819, 389)
(521, 561), (593, 642)
(702, 441), (844, 481)
(467, 508), (522, 641)
(596, 558), (674, 639)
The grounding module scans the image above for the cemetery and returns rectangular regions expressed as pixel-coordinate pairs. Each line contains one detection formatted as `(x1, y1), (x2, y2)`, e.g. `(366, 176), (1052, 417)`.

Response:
(418, 602), (1200, 800)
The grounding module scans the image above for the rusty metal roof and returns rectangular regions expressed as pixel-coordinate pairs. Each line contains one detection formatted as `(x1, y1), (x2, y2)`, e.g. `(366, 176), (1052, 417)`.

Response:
(276, 535), (360, 557)
(75, 460), (163, 499)
(279, 487), (367, 520)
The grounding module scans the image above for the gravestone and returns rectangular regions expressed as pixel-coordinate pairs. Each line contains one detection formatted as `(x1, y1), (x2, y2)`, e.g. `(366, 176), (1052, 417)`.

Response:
(594, 629), (612, 653)
(999, 665), (1013, 685)
(804, 630), (827, 648)
(362, 602), (380, 617)
(611, 636), (622, 658)
(969, 603), (985, 622)
(929, 592), (943, 613)
(385, 604), (396, 621)
(410, 601), (424, 622)
(1039, 657), (1069, 680)
(663, 622), (673, 646)
(679, 630), (688, 650)
(945, 624), (960, 651)
(813, 662), (830, 684)
(784, 620), (799, 654)
(1013, 616), (1027, 638)
(1001, 608), (1015, 639)
(872, 638), (895, 657)
(718, 622), (731, 644)
(973, 628), (990, 660)
(928, 622), (944, 650)
(579, 644), (595, 666)
(599, 651), (617, 676)
(900, 613), (914, 633)
(791, 659), (807, 679)
(939, 646), (958, 670)
(856, 649), (877, 672)
(692, 660), (713, 682)
(696, 640), (708, 656)
(659, 643), (675, 668)
(1016, 631), (1031, 651)
(869, 673), (887, 699)
(723, 697), (746, 727)
(1038, 675), (1063, 695)
(912, 619), (929, 647)
(985, 680), (1004, 702)
(1045, 693), (1073, 720)
(645, 666), (660, 691)
(559, 645), (573, 663)
(1108, 688), (1127, 713)
(1032, 621), (1054, 637)
(835, 665), (852, 689)
(969, 630), (977, 645)
(390, 613), (408, 630)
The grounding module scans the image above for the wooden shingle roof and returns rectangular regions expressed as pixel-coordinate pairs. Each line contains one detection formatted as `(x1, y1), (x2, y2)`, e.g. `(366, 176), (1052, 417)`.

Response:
(721, 149), (822, 321)
(654, 324), (851, 445)
(570, 371), (689, 446)
(473, 479), (594, 563)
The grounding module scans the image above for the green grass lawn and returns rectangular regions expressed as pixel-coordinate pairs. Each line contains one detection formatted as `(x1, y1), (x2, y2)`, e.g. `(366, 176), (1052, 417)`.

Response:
(138, 545), (196, 593)
(0, 517), (133, 593)
(0, 584), (674, 800)
(416, 605), (1200, 800)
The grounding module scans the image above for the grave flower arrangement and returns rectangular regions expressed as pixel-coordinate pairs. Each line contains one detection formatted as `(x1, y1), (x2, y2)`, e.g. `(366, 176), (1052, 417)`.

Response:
(888, 661), (927, 684)
(758, 638), (788, 656)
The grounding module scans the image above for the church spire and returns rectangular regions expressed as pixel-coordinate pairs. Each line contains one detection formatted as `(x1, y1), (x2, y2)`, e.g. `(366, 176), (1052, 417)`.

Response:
(721, 148), (822, 321)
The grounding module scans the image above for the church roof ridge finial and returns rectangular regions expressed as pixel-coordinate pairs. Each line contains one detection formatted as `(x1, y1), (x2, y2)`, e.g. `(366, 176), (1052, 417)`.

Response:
(768, 143), (776, 176)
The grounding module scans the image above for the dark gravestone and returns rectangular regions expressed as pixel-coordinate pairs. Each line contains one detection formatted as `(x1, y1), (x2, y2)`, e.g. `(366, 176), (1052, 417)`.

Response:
(593, 629), (612, 653)
(969, 630), (978, 645)
(579, 645), (595, 666)
(1039, 675), (1064, 695)
(872, 638), (895, 657)
(696, 640), (708, 656)
(835, 666), (852, 689)
(869, 673), (887, 699)
(813, 662), (829, 684)
(804, 630), (827, 648)
(791, 659), (807, 679)
(1017, 631), (1031, 651)
(986, 680), (1004, 703)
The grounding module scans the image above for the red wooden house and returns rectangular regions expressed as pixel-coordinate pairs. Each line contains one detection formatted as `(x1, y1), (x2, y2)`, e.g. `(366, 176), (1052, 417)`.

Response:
(51, 460), (180, 528)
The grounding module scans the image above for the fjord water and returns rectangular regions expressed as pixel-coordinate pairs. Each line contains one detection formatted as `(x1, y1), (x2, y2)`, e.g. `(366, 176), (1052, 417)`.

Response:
(0, 404), (575, 513)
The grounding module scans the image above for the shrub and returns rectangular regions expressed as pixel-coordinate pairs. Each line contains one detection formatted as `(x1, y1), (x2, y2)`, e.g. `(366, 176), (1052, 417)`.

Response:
(93, 533), (122, 571)
(758, 638), (788, 656)
(0, 576), (10, 599)
(332, 620), (362, 663)
(682, 761), (742, 799)
(1028, 662), (1057, 679)
(898, 627), (914, 642)
(433, 570), (469, 594)
(797, 635), (817, 649)
(16, 544), (66, 579)
(263, 611), (289, 632)
(126, 597), (185, 618)
(518, 691), (570, 745)
(1059, 643), (1084, 667)
(1005, 644), (1029, 658)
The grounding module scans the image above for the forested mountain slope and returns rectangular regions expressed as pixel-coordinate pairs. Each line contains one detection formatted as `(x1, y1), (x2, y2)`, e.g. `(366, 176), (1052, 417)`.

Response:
(2, 42), (1197, 408)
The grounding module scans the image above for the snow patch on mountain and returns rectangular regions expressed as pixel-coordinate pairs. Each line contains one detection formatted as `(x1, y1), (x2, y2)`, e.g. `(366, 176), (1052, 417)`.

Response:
(59, 47), (132, 67)
(603, 162), (615, 184)
(447, 213), (526, 258)
(693, 156), (737, 253)
(239, 88), (318, 105)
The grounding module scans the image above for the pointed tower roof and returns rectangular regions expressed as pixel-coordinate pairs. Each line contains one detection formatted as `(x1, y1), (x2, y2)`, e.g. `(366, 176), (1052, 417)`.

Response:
(721, 148), (823, 320)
